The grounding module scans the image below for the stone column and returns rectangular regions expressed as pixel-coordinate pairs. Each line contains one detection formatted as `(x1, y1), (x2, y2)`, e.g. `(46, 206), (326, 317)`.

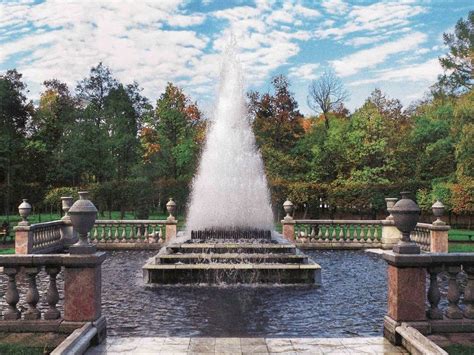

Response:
(281, 200), (295, 243)
(15, 199), (33, 254)
(383, 253), (428, 344)
(430, 201), (449, 253)
(381, 197), (401, 249)
(61, 196), (78, 247)
(63, 252), (106, 322)
(165, 220), (177, 242)
(14, 225), (33, 254)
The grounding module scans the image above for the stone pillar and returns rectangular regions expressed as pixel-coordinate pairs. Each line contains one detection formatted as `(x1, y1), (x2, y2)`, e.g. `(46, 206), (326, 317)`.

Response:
(165, 221), (177, 242)
(61, 196), (78, 246)
(281, 219), (295, 243)
(14, 225), (33, 254)
(383, 253), (428, 344)
(430, 201), (449, 253)
(63, 252), (106, 322)
(430, 226), (449, 253)
(381, 220), (401, 250)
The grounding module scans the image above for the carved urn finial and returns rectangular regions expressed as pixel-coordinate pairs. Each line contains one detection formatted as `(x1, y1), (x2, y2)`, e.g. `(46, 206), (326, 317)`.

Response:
(283, 199), (294, 221)
(68, 191), (97, 254)
(18, 199), (32, 226)
(166, 198), (177, 221)
(385, 197), (398, 220)
(61, 196), (73, 221)
(432, 200), (446, 225)
(388, 192), (421, 254)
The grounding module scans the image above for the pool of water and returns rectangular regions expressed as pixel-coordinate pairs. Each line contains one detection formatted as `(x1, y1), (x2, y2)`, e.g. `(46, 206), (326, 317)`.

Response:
(101, 250), (387, 337)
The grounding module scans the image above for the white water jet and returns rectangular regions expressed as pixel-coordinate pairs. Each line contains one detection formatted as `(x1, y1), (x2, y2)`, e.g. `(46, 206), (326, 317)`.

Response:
(186, 44), (274, 232)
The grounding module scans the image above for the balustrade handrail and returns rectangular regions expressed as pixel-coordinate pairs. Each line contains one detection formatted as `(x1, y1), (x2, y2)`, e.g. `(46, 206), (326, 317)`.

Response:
(94, 219), (169, 224)
(29, 220), (65, 230)
(294, 219), (383, 225)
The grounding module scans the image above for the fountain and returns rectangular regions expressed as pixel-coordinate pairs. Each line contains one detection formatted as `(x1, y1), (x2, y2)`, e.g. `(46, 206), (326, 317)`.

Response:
(143, 43), (320, 285)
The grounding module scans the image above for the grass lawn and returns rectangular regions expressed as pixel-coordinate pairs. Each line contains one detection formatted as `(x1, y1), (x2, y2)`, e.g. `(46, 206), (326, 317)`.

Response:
(444, 344), (474, 355)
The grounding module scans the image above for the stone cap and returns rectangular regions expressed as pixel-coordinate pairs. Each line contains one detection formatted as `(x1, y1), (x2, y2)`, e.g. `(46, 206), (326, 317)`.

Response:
(0, 252), (106, 268)
(384, 251), (474, 267)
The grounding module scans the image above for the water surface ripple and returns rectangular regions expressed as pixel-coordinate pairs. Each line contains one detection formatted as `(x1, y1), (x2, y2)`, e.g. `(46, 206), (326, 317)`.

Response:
(102, 250), (387, 337)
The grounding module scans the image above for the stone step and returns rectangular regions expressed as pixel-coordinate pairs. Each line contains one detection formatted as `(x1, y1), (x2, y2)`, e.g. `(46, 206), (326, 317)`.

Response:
(157, 253), (307, 264)
(143, 262), (321, 284)
(168, 243), (297, 254)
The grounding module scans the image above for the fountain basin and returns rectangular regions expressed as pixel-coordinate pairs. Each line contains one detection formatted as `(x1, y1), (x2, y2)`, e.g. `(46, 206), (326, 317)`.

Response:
(143, 233), (321, 285)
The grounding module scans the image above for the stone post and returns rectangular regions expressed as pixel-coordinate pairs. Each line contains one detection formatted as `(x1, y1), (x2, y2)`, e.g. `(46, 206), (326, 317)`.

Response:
(281, 200), (295, 243)
(14, 199), (33, 254)
(430, 201), (449, 253)
(165, 198), (177, 242)
(381, 198), (401, 249)
(383, 253), (428, 344)
(60, 196), (78, 247)
(383, 194), (426, 345)
(63, 252), (106, 322)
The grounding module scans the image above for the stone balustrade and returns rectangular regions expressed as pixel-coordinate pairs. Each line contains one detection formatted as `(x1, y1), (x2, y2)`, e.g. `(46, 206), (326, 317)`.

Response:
(0, 253), (105, 335)
(90, 219), (176, 248)
(292, 219), (383, 249)
(15, 221), (66, 255)
(384, 252), (474, 343)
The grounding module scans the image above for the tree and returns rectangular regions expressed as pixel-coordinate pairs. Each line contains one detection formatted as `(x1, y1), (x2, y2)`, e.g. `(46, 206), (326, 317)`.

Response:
(250, 75), (304, 152)
(438, 11), (474, 93)
(0, 70), (32, 214)
(307, 70), (349, 129)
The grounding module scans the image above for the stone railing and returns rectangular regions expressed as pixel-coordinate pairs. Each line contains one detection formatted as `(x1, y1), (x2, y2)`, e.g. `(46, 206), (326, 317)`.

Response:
(384, 252), (474, 343)
(292, 220), (383, 249)
(15, 220), (71, 255)
(280, 199), (450, 252)
(90, 219), (174, 246)
(0, 253), (106, 336)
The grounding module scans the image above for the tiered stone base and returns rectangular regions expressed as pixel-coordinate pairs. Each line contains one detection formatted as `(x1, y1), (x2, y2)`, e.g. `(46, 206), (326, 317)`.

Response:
(143, 239), (321, 285)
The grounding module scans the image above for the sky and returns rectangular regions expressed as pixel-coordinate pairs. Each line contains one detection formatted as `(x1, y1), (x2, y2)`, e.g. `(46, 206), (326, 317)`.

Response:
(0, 0), (471, 115)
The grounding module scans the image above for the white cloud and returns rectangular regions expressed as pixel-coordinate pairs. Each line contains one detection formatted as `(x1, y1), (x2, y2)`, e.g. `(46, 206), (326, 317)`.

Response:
(289, 63), (320, 81)
(349, 58), (442, 86)
(331, 32), (427, 76)
(321, 0), (349, 15)
(316, 1), (426, 39)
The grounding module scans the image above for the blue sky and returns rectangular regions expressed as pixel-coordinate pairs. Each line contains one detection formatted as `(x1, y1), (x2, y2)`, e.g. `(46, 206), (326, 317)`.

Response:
(0, 0), (471, 115)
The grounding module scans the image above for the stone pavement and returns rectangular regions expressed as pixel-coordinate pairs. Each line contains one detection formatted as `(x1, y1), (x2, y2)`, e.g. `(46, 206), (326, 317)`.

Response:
(85, 336), (409, 354)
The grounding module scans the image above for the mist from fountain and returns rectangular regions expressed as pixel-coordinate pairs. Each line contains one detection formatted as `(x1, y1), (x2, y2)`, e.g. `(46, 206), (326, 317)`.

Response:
(186, 43), (274, 234)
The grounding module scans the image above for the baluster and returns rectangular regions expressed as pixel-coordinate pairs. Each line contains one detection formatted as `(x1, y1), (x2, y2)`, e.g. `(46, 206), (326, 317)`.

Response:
(317, 225), (323, 240)
(158, 226), (163, 241)
(121, 225), (127, 242)
(350, 225), (357, 241)
(446, 266), (463, 319)
(44, 266), (61, 320)
(464, 266), (474, 319)
(113, 225), (120, 243)
(324, 225), (330, 242)
(136, 224), (143, 242)
(366, 225), (373, 243)
(359, 225), (366, 242)
(373, 226), (379, 241)
(3, 267), (20, 320)
(130, 224), (136, 241)
(93, 226), (98, 241)
(107, 224), (112, 243)
(427, 267), (443, 319)
(310, 226), (316, 238)
(338, 225), (345, 241)
(100, 225), (106, 242)
(24, 267), (41, 320)
(331, 226), (337, 241)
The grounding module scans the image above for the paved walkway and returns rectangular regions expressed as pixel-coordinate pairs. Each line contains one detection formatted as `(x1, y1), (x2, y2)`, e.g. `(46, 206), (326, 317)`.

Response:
(85, 336), (408, 354)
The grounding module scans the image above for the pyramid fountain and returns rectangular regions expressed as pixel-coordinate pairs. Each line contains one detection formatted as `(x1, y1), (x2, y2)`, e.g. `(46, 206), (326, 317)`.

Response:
(143, 44), (320, 285)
